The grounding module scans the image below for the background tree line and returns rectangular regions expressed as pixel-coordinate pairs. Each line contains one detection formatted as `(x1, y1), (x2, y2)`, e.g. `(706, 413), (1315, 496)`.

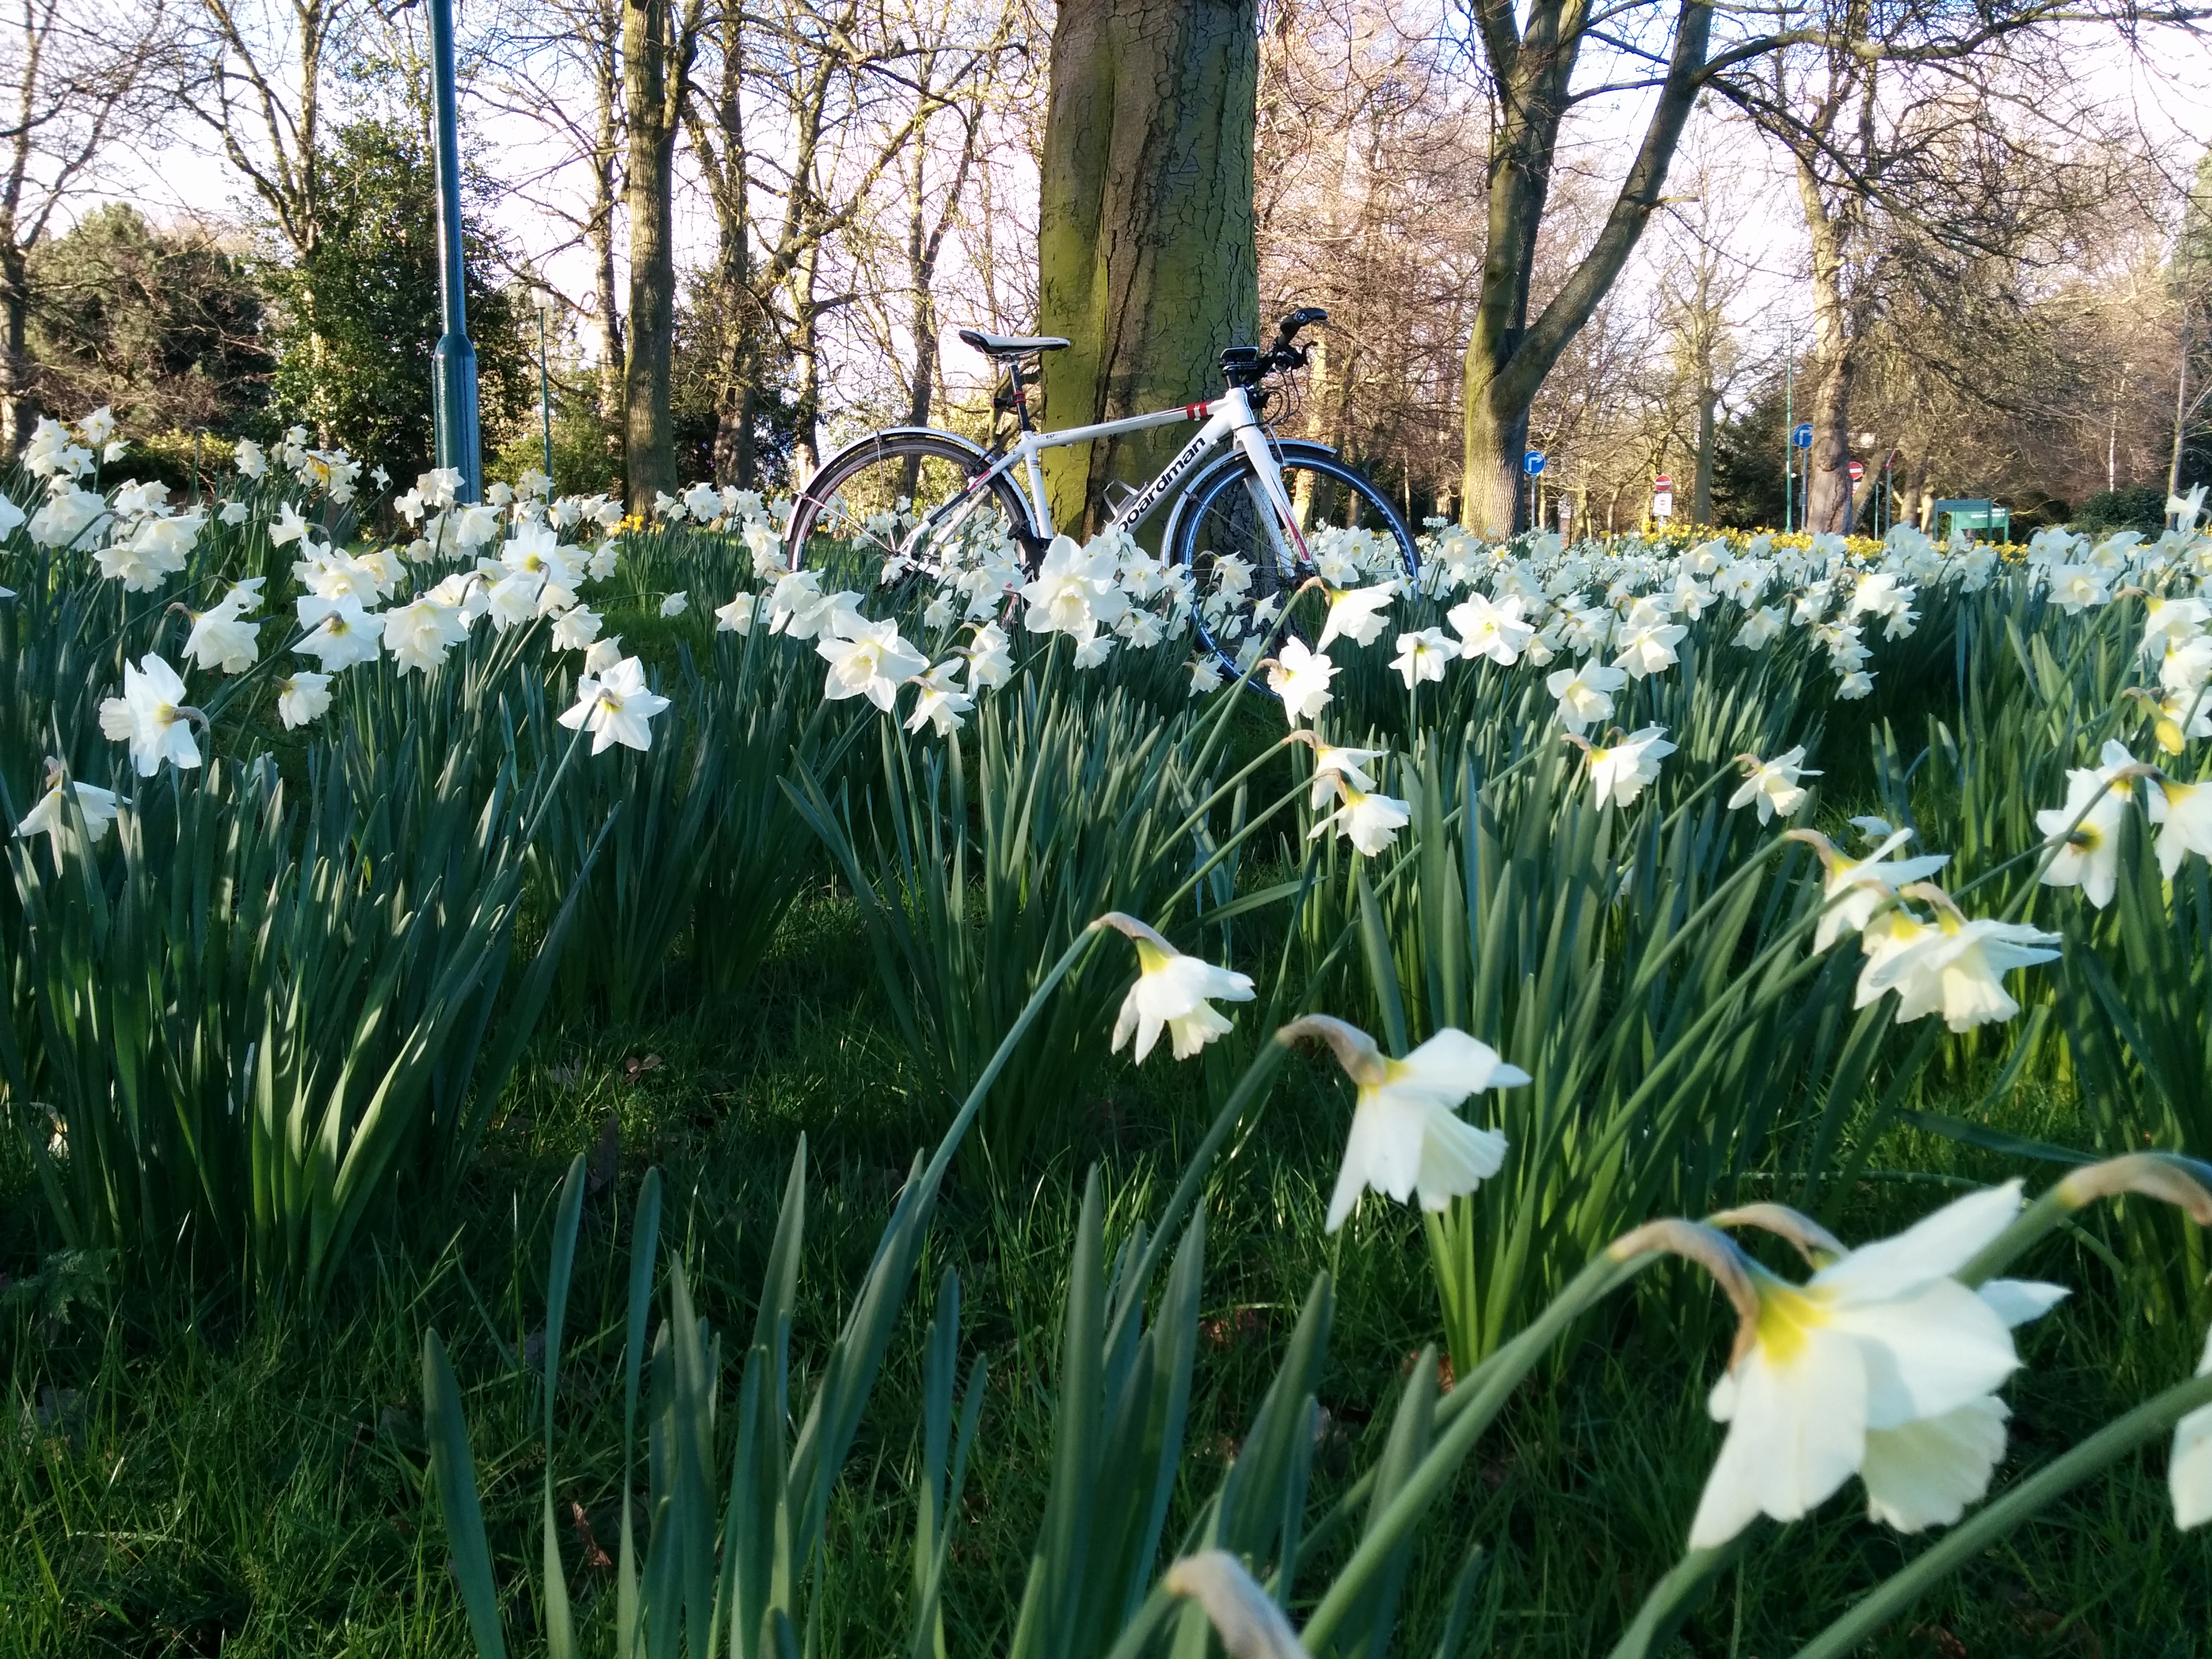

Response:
(3, 0), (2207, 529)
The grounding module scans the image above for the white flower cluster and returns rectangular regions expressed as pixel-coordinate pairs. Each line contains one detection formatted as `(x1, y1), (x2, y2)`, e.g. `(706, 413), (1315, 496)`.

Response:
(1, 441), (668, 778)
(714, 521), (1233, 735)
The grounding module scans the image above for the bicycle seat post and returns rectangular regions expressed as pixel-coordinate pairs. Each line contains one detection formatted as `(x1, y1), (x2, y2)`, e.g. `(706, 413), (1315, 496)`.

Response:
(993, 357), (1035, 441)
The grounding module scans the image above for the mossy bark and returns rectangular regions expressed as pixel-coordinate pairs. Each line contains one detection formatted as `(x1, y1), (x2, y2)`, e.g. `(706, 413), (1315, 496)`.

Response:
(1036, 0), (1258, 535)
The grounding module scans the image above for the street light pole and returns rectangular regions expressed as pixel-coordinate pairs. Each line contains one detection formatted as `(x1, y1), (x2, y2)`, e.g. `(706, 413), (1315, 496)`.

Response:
(427, 0), (481, 501)
(1783, 323), (1795, 535)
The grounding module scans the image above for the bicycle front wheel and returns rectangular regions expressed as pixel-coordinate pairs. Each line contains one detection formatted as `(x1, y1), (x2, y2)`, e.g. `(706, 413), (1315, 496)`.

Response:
(786, 432), (1034, 574)
(1168, 445), (1418, 664)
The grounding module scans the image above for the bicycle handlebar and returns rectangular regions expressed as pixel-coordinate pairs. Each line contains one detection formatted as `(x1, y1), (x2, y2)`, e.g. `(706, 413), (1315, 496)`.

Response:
(1221, 306), (1328, 386)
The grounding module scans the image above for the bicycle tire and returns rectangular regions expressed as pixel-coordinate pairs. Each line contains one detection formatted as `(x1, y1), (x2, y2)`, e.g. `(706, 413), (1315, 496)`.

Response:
(785, 431), (1036, 574)
(1168, 445), (1418, 668)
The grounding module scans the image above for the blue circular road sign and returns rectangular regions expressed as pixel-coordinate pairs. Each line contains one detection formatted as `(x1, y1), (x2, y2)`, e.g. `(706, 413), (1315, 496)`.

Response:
(1523, 450), (1547, 476)
(1791, 422), (1814, 449)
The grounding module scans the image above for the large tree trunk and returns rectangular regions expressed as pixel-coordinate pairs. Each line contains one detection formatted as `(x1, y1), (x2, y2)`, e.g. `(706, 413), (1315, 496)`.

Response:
(622, 0), (691, 506)
(790, 241), (823, 479)
(592, 1), (626, 424)
(0, 246), (32, 455)
(702, 0), (757, 488)
(1036, 0), (1260, 535)
(1800, 159), (1858, 535)
(1692, 382), (1717, 525)
(1456, 0), (1713, 533)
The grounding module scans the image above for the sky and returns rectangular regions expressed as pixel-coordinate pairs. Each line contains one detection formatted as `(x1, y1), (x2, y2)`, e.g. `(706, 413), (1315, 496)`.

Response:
(86, 2), (2212, 411)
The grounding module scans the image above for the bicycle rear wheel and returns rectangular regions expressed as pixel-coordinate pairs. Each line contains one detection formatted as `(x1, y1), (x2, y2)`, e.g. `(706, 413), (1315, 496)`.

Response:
(1169, 445), (1418, 666)
(786, 432), (1034, 574)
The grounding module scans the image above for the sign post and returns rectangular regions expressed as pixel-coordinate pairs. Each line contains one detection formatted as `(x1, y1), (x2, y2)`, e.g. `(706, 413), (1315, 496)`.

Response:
(1782, 326), (1795, 531)
(1788, 421), (1811, 537)
(1652, 473), (1674, 523)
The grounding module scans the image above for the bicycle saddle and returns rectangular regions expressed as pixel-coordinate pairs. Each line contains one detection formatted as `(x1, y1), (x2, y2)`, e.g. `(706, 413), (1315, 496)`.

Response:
(958, 329), (1071, 359)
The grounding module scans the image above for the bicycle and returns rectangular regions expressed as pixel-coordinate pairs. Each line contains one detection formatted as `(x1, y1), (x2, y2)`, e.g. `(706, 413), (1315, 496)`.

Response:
(784, 308), (1418, 659)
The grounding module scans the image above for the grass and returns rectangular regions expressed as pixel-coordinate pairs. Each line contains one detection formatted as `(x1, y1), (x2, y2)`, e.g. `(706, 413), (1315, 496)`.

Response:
(7, 866), (2212, 1659)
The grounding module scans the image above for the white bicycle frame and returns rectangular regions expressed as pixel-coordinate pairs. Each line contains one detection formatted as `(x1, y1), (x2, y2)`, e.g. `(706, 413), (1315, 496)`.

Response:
(899, 382), (1311, 577)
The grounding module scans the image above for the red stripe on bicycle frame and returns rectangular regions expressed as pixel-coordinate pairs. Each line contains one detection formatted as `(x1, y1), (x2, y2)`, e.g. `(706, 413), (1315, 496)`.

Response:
(1185, 401), (1210, 420)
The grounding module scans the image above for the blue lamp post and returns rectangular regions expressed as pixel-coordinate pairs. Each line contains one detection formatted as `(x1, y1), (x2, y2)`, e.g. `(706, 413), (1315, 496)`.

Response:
(426, 0), (480, 500)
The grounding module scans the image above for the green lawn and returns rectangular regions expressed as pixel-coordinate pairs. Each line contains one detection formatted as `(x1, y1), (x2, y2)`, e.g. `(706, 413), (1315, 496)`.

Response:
(7, 882), (2207, 1658)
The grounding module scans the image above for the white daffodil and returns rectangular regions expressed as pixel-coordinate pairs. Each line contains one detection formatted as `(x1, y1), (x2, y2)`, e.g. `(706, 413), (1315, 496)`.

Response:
(1296, 737), (1384, 808)
(275, 671), (332, 729)
(558, 655), (672, 754)
(1315, 582), (1397, 651)
(2161, 637), (2212, 700)
(1791, 829), (1952, 952)
(818, 615), (926, 712)
(1584, 725), (1675, 810)
(2149, 775), (2212, 877)
(2137, 688), (2212, 756)
(1612, 614), (1688, 680)
(1855, 887), (2062, 1031)
(98, 653), (203, 775)
(384, 596), (470, 675)
(2034, 739), (2144, 909)
(1282, 1017), (1527, 1233)
(2140, 594), (2209, 658)
(1735, 606), (1786, 651)
(1266, 638), (1336, 724)
(1728, 745), (1820, 825)
(1835, 670), (1875, 700)
(551, 604), (604, 652)
(98, 510), (203, 590)
(1097, 912), (1256, 1063)
(966, 623), (1014, 693)
(14, 770), (121, 856)
(1547, 661), (1626, 735)
(183, 591), (262, 674)
(2047, 564), (2110, 615)
(714, 592), (760, 635)
(485, 570), (545, 630)
(2170, 1327), (2212, 1530)
(1446, 591), (1536, 665)
(1715, 560), (1769, 607)
(1188, 655), (1225, 696)
(295, 592), (385, 670)
(1309, 779), (1411, 856)
(659, 590), (689, 617)
(1071, 629), (1115, 670)
(1686, 1183), (2063, 1548)
(1020, 534), (1128, 638)
(905, 661), (974, 737)
(1390, 627), (1460, 688)
(1162, 1552), (1305, 1659)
